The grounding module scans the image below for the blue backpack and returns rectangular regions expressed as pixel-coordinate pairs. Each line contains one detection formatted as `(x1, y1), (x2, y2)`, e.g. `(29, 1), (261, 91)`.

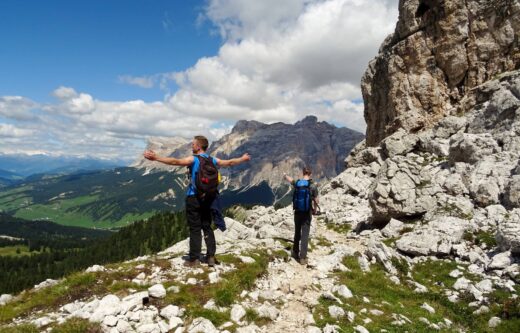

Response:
(293, 179), (312, 212)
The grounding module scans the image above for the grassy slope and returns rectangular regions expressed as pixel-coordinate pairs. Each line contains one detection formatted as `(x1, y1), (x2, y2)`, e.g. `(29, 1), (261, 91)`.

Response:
(0, 168), (183, 228)
(0, 249), (283, 332)
(313, 255), (520, 333)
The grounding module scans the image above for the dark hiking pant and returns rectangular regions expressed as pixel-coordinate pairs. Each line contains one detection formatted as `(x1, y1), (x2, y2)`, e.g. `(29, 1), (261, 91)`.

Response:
(293, 211), (312, 259)
(186, 196), (216, 261)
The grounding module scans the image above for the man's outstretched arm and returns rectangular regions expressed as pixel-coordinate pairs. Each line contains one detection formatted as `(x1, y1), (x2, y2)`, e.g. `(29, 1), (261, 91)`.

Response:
(143, 150), (194, 167)
(216, 153), (251, 168)
(283, 173), (294, 183)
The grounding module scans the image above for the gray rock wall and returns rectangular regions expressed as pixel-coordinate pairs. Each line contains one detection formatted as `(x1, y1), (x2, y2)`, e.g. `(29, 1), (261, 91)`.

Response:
(362, 0), (520, 146)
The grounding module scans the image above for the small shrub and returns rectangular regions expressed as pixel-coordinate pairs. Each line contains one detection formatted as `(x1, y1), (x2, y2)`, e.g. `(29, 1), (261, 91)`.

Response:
(391, 257), (409, 275)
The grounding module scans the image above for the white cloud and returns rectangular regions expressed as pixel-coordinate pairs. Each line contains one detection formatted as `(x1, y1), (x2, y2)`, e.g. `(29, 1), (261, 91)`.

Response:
(0, 0), (399, 159)
(166, 0), (398, 128)
(0, 124), (34, 138)
(205, 0), (314, 41)
(0, 96), (38, 121)
(52, 86), (77, 100)
(118, 75), (155, 89)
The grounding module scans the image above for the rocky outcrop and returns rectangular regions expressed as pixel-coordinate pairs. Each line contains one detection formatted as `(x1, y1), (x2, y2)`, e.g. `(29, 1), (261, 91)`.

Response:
(132, 136), (191, 174)
(363, 71), (520, 223)
(362, 0), (520, 146)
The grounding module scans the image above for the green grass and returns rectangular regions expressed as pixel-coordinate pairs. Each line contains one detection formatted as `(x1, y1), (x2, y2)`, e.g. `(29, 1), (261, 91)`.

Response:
(51, 318), (102, 333)
(0, 324), (39, 333)
(436, 203), (473, 220)
(325, 223), (351, 234)
(0, 245), (34, 257)
(312, 255), (520, 332)
(243, 307), (272, 326)
(383, 237), (397, 246)
(0, 266), (152, 324)
(10, 197), (155, 229)
(315, 236), (333, 247)
(162, 250), (276, 327)
(0, 186), (33, 213)
(463, 230), (497, 248)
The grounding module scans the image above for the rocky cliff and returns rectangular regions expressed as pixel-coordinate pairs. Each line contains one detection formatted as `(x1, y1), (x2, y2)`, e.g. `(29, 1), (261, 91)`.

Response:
(362, 0), (520, 146)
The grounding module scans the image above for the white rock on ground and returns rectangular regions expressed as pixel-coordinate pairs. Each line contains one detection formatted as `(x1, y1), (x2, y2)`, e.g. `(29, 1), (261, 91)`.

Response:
(332, 285), (353, 299)
(148, 284), (166, 298)
(328, 305), (345, 319)
(86, 264), (106, 273)
(488, 317), (502, 328)
(231, 304), (246, 323)
(187, 317), (218, 333)
(421, 303), (435, 314)
(0, 294), (13, 306)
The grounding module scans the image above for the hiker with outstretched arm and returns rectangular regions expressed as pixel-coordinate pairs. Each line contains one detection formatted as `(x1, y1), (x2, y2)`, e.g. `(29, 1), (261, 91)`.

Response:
(144, 135), (251, 267)
(284, 167), (319, 265)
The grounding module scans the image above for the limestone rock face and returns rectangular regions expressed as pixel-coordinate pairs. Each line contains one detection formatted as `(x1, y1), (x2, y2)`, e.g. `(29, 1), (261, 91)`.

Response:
(362, 0), (520, 146)
(211, 116), (364, 189)
(366, 71), (520, 223)
(497, 208), (520, 255)
(132, 136), (191, 173)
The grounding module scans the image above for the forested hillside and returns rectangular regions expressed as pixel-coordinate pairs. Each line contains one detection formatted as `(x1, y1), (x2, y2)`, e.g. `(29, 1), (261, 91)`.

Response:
(0, 211), (187, 294)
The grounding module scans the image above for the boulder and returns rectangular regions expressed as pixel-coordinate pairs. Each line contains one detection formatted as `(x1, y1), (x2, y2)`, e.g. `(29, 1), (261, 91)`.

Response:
(148, 284), (166, 298)
(396, 217), (472, 256)
(449, 133), (499, 164)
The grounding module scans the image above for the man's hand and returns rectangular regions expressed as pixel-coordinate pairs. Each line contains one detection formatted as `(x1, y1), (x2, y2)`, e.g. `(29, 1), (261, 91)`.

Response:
(144, 150), (157, 161)
(241, 153), (251, 162)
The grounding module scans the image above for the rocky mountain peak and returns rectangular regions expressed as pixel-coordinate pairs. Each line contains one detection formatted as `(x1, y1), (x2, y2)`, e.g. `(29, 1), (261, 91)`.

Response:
(296, 115), (318, 125)
(362, 0), (520, 146)
(231, 120), (266, 134)
(134, 117), (364, 196)
(209, 117), (364, 191)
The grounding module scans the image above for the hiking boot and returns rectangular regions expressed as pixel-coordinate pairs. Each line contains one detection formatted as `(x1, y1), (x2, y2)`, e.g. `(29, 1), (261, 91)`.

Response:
(207, 256), (216, 267)
(183, 259), (200, 267)
(299, 258), (308, 266)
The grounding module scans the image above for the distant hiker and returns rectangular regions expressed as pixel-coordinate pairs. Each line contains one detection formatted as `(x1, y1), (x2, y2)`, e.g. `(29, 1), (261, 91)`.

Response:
(284, 167), (319, 265)
(144, 135), (251, 267)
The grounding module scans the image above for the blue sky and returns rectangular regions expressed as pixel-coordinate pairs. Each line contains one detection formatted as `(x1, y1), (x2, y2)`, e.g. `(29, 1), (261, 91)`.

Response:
(0, 0), (220, 102)
(0, 0), (398, 160)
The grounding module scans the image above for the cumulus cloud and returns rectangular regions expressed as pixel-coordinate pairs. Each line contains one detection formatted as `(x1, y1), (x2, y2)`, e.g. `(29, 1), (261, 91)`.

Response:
(0, 124), (34, 138)
(0, 96), (38, 121)
(167, 0), (398, 128)
(0, 0), (399, 159)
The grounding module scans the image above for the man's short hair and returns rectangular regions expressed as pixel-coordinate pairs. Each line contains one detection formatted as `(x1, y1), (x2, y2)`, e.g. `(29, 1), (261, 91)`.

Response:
(303, 167), (312, 176)
(194, 135), (209, 151)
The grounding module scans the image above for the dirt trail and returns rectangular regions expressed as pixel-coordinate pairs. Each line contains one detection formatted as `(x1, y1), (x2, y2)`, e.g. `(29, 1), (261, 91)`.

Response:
(262, 221), (365, 333)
